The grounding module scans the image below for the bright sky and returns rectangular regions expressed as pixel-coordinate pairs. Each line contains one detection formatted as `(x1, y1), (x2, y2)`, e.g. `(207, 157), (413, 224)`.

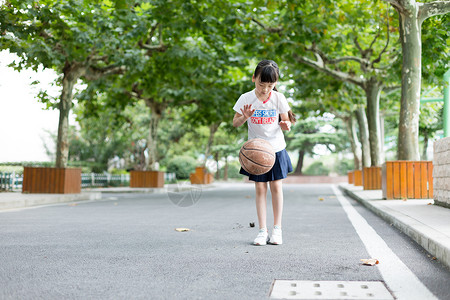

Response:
(0, 50), (75, 162)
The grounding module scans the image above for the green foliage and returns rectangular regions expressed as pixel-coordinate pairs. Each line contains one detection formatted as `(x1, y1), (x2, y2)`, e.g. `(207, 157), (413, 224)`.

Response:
(217, 160), (244, 180)
(332, 158), (354, 175)
(303, 161), (329, 176)
(422, 13), (450, 85)
(166, 156), (198, 180)
(1, 0), (448, 168)
(286, 117), (348, 154)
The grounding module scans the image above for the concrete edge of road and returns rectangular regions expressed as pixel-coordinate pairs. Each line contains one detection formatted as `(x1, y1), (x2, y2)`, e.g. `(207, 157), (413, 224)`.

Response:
(338, 184), (450, 270)
(0, 183), (221, 211)
(0, 191), (102, 211)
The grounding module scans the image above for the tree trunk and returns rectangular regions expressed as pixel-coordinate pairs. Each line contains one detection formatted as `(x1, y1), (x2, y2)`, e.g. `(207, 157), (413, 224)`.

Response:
(422, 133), (429, 160)
(396, 6), (422, 160)
(355, 107), (371, 168)
(215, 152), (220, 180)
(365, 79), (383, 166)
(56, 64), (84, 168)
(224, 156), (228, 181)
(379, 112), (386, 163)
(343, 115), (362, 170)
(294, 150), (305, 175)
(204, 123), (220, 166)
(144, 100), (165, 171)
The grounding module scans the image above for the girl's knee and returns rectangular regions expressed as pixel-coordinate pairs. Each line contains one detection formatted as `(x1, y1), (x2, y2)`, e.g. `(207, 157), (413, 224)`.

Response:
(270, 180), (283, 192)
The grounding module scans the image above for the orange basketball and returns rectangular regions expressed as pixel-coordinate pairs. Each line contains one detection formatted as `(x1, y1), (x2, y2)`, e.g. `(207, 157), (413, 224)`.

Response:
(239, 138), (276, 175)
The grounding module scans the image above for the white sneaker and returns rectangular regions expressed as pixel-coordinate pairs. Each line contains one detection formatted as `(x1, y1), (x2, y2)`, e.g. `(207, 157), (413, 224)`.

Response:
(270, 226), (283, 245)
(253, 228), (269, 246)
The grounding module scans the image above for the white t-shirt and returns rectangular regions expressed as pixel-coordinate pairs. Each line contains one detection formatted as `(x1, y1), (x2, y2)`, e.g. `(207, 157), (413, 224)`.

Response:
(233, 89), (290, 152)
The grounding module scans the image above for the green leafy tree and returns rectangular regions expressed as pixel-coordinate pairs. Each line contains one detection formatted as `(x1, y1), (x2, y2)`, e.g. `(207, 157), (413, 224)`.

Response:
(383, 0), (450, 160)
(286, 118), (348, 174)
(0, 0), (146, 167)
(236, 0), (402, 167)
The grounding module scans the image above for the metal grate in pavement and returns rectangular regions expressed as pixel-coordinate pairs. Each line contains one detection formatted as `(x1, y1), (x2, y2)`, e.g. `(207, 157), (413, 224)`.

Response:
(269, 280), (394, 300)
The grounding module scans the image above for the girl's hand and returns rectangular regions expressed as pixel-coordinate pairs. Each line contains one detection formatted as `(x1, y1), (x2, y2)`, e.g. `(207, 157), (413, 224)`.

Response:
(279, 120), (291, 131)
(240, 104), (255, 119)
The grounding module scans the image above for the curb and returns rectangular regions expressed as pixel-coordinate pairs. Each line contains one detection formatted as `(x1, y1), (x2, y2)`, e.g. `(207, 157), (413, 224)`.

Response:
(84, 184), (219, 194)
(339, 184), (450, 269)
(0, 183), (220, 211)
(0, 191), (102, 211)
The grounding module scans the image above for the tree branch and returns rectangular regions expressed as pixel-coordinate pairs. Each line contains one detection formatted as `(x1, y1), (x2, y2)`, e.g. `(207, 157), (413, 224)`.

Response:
(327, 56), (366, 65)
(382, 0), (406, 14)
(419, 1), (450, 23)
(383, 85), (401, 94)
(368, 31), (381, 50)
(306, 44), (370, 73)
(139, 23), (168, 53)
(83, 65), (126, 81)
(353, 37), (364, 57)
(145, 22), (160, 45)
(251, 17), (283, 33)
(293, 53), (365, 87)
(138, 42), (168, 52)
(372, 4), (391, 67)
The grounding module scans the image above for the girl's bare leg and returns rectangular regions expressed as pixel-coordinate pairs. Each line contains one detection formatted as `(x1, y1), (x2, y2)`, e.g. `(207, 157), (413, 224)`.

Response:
(255, 182), (268, 229)
(269, 179), (283, 227)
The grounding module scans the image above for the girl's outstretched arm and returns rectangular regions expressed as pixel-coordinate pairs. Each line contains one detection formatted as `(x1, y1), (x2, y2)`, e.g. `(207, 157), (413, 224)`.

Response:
(279, 112), (291, 131)
(233, 104), (255, 127)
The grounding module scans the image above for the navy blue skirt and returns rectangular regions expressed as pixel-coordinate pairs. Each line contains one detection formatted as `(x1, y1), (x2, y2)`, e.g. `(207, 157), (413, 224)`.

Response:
(240, 149), (293, 182)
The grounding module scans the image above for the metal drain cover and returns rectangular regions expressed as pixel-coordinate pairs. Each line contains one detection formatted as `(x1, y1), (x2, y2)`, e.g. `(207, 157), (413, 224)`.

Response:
(270, 280), (394, 299)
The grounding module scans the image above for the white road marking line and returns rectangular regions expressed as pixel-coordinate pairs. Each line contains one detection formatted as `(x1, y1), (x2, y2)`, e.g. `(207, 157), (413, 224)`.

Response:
(332, 185), (437, 300)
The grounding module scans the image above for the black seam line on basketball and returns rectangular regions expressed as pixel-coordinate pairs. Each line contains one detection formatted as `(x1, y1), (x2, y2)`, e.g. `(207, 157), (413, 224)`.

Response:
(239, 153), (251, 173)
(242, 146), (275, 158)
(240, 151), (273, 168)
(239, 154), (251, 173)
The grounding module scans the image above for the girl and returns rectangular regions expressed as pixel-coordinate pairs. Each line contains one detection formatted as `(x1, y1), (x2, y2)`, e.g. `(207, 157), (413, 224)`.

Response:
(233, 60), (294, 246)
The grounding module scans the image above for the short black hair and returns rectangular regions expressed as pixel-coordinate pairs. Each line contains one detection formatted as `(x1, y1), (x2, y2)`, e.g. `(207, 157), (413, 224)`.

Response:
(254, 60), (280, 83)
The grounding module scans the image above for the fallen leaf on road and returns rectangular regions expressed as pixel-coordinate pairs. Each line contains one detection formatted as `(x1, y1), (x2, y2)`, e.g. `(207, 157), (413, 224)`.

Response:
(427, 203), (432, 205)
(249, 222), (255, 228)
(319, 197), (324, 201)
(245, 195), (251, 199)
(360, 258), (379, 266)
(175, 228), (190, 232)
(68, 203), (77, 207)
(402, 198), (407, 202)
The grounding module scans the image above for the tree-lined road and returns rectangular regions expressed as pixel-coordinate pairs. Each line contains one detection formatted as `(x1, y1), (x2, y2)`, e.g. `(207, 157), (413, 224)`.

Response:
(1, 184), (449, 299)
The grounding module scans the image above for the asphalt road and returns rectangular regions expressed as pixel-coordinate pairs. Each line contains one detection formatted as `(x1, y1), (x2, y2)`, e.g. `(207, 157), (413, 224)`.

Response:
(1, 183), (449, 299)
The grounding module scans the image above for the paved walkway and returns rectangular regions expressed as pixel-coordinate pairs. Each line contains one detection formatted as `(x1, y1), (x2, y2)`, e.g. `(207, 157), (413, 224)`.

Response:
(339, 183), (450, 270)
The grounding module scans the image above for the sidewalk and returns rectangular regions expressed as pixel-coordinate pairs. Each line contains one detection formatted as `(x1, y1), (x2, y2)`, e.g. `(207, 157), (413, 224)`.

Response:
(339, 183), (450, 270)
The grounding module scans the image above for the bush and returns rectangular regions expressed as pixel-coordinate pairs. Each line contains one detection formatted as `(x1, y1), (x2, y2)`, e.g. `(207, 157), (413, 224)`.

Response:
(166, 156), (198, 180)
(304, 161), (329, 176)
(333, 158), (354, 175)
(217, 161), (244, 179)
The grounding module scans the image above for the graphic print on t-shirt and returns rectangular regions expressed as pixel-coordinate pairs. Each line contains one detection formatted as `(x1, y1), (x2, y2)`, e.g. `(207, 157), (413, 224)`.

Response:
(250, 109), (277, 125)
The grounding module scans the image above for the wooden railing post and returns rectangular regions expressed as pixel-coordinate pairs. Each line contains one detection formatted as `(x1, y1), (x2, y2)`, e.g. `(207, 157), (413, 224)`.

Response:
(190, 167), (213, 184)
(22, 167), (81, 194)
(130, 171), (165, 188)
(382, 161), (433, 199)
(354, 170), (363, 186)
(363, 167), (382, 190)
(348, 171), (354, 184)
